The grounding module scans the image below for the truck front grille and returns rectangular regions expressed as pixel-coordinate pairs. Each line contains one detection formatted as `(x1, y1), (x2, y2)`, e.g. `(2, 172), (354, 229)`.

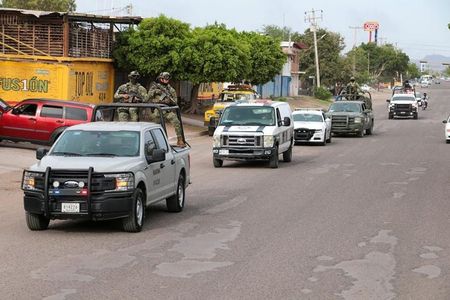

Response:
(331, 116), (355, 128)
(394, 104), (412, 112)
(222, 135), (262, 147)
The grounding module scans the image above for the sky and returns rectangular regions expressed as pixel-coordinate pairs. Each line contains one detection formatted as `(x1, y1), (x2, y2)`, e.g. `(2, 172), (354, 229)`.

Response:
(76, 0), (450, 61)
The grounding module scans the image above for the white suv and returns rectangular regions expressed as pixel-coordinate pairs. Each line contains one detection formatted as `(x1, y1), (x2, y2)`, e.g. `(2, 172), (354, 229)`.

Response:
(212, 101), (294, 168)
(293, 108), (331, 145)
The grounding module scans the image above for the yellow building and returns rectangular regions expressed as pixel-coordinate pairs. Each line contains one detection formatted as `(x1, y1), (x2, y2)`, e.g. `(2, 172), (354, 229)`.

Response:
(0, 8), (141, 105)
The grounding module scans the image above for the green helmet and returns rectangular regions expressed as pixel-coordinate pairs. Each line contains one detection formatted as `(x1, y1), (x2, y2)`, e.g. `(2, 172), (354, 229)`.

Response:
(158, 72), (171, 81)
(128, 70), (140, 79)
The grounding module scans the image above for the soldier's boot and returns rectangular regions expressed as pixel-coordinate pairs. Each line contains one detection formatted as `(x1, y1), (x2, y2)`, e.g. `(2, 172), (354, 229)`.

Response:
(177, 136), (186, 147)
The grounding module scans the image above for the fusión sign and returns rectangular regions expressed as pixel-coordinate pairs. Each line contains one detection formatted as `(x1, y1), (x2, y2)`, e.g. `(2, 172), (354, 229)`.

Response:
(363, 21), (379, 32)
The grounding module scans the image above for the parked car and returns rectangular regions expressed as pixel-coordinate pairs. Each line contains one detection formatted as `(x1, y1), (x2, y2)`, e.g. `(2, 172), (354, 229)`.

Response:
(443, 116), (450, 143)
(0, 98), (95, 145)
(293, 108), (331, 145)
(360, 84), (373, 92)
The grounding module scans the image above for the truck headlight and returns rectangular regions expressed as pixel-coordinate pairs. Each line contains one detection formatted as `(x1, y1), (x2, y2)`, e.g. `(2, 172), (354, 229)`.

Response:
(104, 173), (134, 192)
(213, 134), (221, 147)
(264, 135), (274, 147)
(22, 171), (44, 191)
(354, 117), (362, 123)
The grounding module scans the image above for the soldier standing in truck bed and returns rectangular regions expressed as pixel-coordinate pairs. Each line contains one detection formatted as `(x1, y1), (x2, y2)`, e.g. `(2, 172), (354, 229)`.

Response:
(147, 72), (185, 147)
(113, 71), (147, 121)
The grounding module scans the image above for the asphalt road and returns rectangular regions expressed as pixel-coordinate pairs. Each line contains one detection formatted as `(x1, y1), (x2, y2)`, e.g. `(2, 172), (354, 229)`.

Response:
(1, 84), (450, 299)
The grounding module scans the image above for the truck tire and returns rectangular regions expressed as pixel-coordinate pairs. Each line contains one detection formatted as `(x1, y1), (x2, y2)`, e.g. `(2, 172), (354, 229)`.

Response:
(283, 143), (292, 162)
(26, 212), (50, 230)
(122, 188), (145, 232)
(269, 146), (279, 168)
(414, 113), (418, 120)
(213, 158), (223, 168)
(208, 126), (215, 136)
(358, 130), (364, 138)
(388, 113), (393, 119)
(166, 173), (185, 213)
(366, 121), (374, 135)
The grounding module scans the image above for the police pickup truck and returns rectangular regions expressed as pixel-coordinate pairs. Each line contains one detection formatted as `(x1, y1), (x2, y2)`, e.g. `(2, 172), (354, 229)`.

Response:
(21, 104), (190, 232)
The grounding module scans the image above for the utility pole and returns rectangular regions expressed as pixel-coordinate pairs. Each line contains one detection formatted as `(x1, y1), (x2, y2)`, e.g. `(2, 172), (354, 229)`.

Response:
(349, 25), (363, 74)
(305, 9), (323, 88)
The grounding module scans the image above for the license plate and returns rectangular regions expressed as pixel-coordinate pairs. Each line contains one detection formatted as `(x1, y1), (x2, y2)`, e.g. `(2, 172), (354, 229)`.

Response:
(219, 149), (229, 155)
(61, 203), (80, 213)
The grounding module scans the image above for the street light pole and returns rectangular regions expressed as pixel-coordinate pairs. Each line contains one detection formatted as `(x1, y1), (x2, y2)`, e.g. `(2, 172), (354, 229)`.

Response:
(305, 9), (323, 88)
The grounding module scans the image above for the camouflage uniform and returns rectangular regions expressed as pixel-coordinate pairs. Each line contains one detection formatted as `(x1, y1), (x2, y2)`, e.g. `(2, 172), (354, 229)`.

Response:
(147, 81), (182, 138)
(114, 82), (147, 121)
(346, 80), (361, 100)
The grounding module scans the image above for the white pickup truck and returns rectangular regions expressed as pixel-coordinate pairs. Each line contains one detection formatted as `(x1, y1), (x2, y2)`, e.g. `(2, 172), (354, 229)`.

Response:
(22, 104), (190, 232)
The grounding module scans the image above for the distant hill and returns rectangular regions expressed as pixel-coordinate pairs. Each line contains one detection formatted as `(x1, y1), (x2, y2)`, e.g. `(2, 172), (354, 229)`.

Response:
(412, 54), (450, 72)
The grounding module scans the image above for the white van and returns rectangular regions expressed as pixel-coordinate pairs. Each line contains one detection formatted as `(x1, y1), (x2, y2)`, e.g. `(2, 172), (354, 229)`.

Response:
(212, 100), (294, 168)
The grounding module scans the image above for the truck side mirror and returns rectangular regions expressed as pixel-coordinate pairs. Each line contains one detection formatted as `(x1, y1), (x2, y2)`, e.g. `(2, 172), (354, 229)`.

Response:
(36, 148), (49, 160)
(443, 120), (448, 124)
(146, 148), (165, 164)
(386, 99), (390, 103)
(283, 117), (291, 127)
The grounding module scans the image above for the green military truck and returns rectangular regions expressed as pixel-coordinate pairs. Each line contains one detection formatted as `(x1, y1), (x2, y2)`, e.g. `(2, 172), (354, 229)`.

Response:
(327, 99), (374, 137)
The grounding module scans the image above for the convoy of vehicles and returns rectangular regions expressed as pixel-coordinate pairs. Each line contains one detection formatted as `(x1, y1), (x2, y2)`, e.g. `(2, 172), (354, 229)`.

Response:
(293, 108), (331, 145)
(21, 104), (190, 232)
(204, 84), (259, 136)
(212, 100), (293, 168)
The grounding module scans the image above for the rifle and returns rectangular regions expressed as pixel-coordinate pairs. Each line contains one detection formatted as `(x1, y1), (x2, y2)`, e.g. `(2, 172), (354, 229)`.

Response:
(118, 90), (144, 103)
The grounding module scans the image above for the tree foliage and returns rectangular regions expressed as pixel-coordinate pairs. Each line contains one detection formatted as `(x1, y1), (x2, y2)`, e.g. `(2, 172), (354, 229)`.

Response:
(445, 66), (450, 77)
(347, 43), (410, 82)
(0, 0), (76, 11)
(298, 28), (348, 86)
(241, 31), (286, 85)
(113, 15), (191, 80)
(261, 25), (302, 42)
(407, 62), (421, 79)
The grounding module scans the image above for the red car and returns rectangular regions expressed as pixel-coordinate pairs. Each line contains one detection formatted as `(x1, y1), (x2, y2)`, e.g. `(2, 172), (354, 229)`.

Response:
(0, 98), (95, 145)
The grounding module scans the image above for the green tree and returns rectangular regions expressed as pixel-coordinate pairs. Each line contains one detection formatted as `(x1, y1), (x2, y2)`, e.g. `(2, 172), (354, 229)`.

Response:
(407, 62), (421, 79)
(347, 43), (410, 82)
(0, 0), (76, 11)
(261, 25), (302, 42)
(298, 28), (348, 87)
(445, 66), (450, 77)
(113, 15), (191, 81)
(241, 31), (286, 85)
(181, 24), (251, 113)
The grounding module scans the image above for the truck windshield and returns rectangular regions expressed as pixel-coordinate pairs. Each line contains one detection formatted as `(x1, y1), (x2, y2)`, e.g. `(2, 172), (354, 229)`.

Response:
(219, 106), (275, 126)
(328, 103), (361, 113)
(293, 113), (323, 122)
(51, 130), (140, 157)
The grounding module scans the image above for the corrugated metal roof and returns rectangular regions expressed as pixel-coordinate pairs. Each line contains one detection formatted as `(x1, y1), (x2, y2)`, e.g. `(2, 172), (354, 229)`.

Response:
(0, 7), (142, 24)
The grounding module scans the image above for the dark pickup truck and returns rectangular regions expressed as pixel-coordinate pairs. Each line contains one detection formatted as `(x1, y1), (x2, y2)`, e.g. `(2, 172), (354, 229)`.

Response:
(327, 100), (374, 137)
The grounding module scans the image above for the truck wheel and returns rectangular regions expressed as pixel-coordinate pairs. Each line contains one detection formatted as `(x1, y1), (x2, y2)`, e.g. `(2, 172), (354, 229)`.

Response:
(366, 122), (374, 135)
(388, 113), (393, 119)
(26, 212), (50, 230)
(269, 146), (279, 168)
(166, 173), (185, 212)
(213, 158), (223, 168)
(208, 126), (215, 136)
(358, 130), (364, 138)
(122, 188), (145, 232)
(414, 113), (418, 120)
(282, 143), (292, 162)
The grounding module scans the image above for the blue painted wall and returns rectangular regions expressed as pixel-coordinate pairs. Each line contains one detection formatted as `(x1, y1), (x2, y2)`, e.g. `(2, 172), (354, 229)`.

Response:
(257, 75), (291, 98)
